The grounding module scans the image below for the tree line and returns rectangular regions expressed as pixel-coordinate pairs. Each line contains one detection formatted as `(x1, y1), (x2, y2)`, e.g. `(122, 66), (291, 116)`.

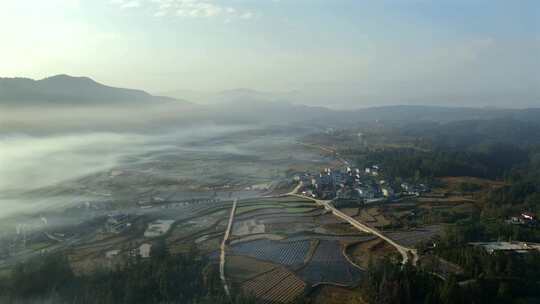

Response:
(357, 143), (529, 182)
(0, 246), (255, 304)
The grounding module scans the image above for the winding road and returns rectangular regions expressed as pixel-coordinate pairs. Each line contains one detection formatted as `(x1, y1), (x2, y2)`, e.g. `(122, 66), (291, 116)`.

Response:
(291, 142), (418, 265)
(220, 198), (237, 297)
(288, 182), (418, 265)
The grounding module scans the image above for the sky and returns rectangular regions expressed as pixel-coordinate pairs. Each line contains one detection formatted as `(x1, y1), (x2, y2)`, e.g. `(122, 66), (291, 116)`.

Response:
(0, 0), (538, 108)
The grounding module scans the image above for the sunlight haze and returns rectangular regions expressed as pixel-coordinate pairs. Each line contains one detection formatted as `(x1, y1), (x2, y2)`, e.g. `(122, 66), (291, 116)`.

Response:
(1, 0), (538, 107)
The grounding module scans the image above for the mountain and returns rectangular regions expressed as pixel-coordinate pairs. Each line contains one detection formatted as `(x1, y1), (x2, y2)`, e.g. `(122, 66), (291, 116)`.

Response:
(215, 88), (297, 103)
(205, 99), (332, 125)
(164, 85), (540, 126)
(162, 88), (298, 105)
(399, 117), (540, 148)
(347, 105), (514, 123)
(0, 74), (181, 105)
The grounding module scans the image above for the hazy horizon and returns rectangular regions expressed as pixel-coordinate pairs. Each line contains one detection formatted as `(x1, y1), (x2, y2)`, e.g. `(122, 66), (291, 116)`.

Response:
(1, 0), (538, 108)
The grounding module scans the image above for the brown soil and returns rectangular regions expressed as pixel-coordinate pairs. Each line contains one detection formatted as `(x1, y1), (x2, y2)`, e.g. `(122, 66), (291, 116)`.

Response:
(226, 255), (278, 283)
(311, 285), (368, 304)
(346, 238), (398, 268)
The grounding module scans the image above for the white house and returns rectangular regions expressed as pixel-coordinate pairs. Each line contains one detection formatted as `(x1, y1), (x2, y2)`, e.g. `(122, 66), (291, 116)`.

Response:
(139, 243), (152, 258)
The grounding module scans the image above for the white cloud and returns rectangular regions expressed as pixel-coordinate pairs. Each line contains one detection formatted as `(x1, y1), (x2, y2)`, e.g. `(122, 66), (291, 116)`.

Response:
(111, 0), (254, 20)
(239, 11), (253, 19)
(122, 0), (142, 9)
(110, 0), (141, 9)
(154, 10), (168, 17)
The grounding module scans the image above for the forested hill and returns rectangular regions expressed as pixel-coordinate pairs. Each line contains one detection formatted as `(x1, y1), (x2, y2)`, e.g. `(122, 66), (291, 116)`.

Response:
(341, 105), (537, 124)
(399, 118), (540, 148)
(0, 75), (181, 105)
(355, 116), (540, 181)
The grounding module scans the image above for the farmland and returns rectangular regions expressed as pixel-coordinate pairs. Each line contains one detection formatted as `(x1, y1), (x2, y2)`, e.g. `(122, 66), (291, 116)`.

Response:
(218, 195), (387, 302)
(0, 127), (452, 304)
(310, 285), (368, 304)
(229, 239), (311, 268)
(2, 169), (448, 304)
(225, 255), (278, 283)
(242, 267), (306, 303)
(9, 95), (535, 304)
(219, 190), (448, 302)
(298, 240), (364, 286)
(345, 238), (398, 268)
(385, 225), (443, 247)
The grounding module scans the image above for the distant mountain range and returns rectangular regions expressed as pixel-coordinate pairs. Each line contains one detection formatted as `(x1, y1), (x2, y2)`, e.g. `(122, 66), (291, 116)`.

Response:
(0, 74), (181, 105)
(162, 88), (298, 105)
(2, 74), (539, 130)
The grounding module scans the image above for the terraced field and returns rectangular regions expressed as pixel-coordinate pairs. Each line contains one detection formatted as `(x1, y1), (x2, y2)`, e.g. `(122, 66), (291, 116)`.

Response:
(226, 255), (278, 283)
(231, 199), (331, 237)
(236, 205), (318, 216)
(242, 267), (306, 303)
(230, 239), (311, 268)
(235, 198), (318, 216)
(260, 216), (319, 225)
(195, 235), (222, 254)
(236, 209), (324, 223)
(298, 240), (364, 286)
(386, 225), (442, 247)
(167, 218), (219, 242)
(345, 238), (397, 268)
(354, 207), (391, 228)
(287, 234), (375, 243)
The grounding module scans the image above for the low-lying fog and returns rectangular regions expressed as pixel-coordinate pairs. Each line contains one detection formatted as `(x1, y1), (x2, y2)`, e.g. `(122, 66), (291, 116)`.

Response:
(0, 126), (253, 193)
(0, 127), (259, 217)
(0, 104), (274, 219)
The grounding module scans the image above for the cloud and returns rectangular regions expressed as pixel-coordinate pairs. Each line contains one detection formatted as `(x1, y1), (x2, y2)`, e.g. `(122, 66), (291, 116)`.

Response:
(111, 0), (254, 19)
(122, 1), (142, 9)
(110, 0), (142, 9)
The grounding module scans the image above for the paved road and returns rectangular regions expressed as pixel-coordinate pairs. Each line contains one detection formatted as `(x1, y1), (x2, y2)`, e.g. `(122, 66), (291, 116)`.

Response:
(291, 143), (418, 264)
(220, 198), (237, 297)
(288, 183), (418, 265)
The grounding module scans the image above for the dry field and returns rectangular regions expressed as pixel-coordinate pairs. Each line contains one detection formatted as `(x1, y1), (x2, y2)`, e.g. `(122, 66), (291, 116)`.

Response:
(386, 225), (443, 247)
(438, 176), (507, 191)
(311, 285), (368, 304)
(340, 208), (360, 217)
(354, 207), (391, 228)
(345, 238), (397, 268)
(226, 255), (278, 283)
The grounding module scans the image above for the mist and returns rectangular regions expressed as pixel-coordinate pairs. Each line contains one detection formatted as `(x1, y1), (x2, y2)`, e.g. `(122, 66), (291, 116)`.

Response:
(0, 102), (268, 220)
(0, 103), (201, 134)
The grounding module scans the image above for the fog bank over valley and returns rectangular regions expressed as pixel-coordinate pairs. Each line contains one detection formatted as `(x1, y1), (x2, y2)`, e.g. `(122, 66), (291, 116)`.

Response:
(0, 120), (265, 218)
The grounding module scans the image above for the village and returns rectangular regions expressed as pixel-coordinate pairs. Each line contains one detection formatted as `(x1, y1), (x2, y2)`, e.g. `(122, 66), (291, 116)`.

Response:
(295, 164), (430, 205)
(2, 143), (540, 304)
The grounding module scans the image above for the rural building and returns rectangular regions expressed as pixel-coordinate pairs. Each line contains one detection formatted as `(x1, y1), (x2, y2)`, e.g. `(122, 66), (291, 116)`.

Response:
(469, 242), (540, 254)
(139, 243), (152, 258)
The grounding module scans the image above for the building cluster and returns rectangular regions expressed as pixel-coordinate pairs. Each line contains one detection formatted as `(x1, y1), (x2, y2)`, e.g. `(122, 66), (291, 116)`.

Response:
(0, 216), (78, 260)
(470, 241), (540, 255)
(125, 243), (152, 259)
(107, 243), (153, 261)
(400, 182), (430, 196)
(296, 165), (429, 203)
(507, 212), (537, 226)
(105, 213), (132, 234)
(143, 220), (175, 238)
